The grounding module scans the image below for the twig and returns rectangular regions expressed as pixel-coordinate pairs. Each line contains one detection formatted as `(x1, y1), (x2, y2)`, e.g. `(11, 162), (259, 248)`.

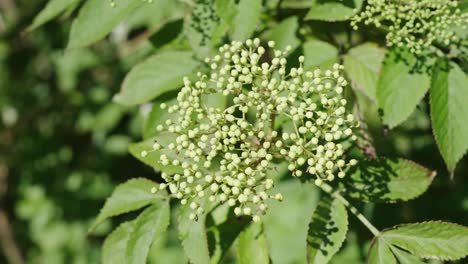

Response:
(0, 164), (24, 264)
(0, 211), (24, 264)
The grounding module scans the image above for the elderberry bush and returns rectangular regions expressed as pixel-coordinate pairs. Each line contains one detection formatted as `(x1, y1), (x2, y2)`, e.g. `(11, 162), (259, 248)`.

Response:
(10, 0), (468, 263)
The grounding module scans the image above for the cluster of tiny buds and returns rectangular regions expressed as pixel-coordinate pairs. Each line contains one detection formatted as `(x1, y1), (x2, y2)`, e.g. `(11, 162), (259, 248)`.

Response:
(143, 39), (359, 222)
(351, 0), (468, 55)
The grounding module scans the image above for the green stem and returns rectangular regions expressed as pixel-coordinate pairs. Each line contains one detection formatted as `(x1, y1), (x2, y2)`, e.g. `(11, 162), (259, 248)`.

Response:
(319, 183), (381, 237)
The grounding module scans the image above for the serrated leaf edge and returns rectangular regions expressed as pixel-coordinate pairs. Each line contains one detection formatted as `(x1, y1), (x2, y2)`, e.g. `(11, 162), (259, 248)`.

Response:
(382, 221), (468, 261)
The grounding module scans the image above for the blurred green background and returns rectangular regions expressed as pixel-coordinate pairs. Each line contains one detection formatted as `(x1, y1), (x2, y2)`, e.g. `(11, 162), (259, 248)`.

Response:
(0, 0), (467, 263)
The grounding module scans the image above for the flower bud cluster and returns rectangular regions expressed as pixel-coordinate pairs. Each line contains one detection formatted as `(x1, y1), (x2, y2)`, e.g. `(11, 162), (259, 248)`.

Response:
(147, 39), (358, 221)
(351, 0), (468, 55)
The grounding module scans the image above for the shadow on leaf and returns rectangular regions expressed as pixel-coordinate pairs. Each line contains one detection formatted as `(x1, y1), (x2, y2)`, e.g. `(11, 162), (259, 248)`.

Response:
(342, 158), (435, 203)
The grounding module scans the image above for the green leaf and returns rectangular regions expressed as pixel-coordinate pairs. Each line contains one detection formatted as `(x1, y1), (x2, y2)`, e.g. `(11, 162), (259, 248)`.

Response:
(268, 16), (300, 52)
(90, 178), (159, 231)
(307, 196), (348, 264)
(232, 0), (262, 41)
(207, 212), (250, 263)
(215, 0), (237, 29)
(367, 238), (397, 264)
(185, 0), (224, 58)
(303, 40), (339, 70)
(263, 181), (319, 264)
(93, 104), (125, 132)
(343, 158), (435, 203)
(143, 92), (226, 139)
(343, 43), (386, 102)
(390, 246), (424, 264)
(126, 201), (170, 264)
(236, 223), (269, 264)
(305, 0), (362, 21)
(125, 0), (186, 30)
(178, 204), (210, 264)
(383, 221), (468, 260)
(68, 0), (141, 48)
(128, 134), (185, 174)
(143, 98), (178, 139)
(28, 0), (81, 31)
(281, 0), (314, 9)
(114, 51), (200, 106)
(430, 60), (468, 171)
(377, 49), (431, 128)
(53, 48), (99, 92)
(102, 221), (134, 264)
(149, 19), (184, 49)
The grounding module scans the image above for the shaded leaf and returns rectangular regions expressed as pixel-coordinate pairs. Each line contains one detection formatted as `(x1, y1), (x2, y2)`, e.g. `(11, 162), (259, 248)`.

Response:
(384, 221), (468, 260)
(207, 212), (250, 263)
(377, 49), (431, 128)
(149, 19), (184, 49)
(114, 51), (200, 106)
(343, 158), (435, 203)
(236, 223), (269, 264)
(307, 196), (348, 264)
(305, 0), (362, 21)
(90, 178), (159, 231)
(343, 43), (386, 102)
(430, 59), (468, 171)
(126, 201), (170, 264)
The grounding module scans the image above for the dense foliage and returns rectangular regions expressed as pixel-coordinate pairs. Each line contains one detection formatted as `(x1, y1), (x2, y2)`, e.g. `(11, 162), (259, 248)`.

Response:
(1, 0), (468, 263)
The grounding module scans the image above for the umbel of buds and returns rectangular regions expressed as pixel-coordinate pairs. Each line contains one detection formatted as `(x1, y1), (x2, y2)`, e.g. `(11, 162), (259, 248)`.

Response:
(145, 39), (359, 221)
(351, 0), (468, 55)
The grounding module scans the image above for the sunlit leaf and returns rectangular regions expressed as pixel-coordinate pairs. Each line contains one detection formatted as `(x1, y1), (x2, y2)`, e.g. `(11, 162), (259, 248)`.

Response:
(377, 49), (431, 128)
(126, 201), (170, 264)
(90, 178), (159, 231)
(114, 51), (200, 106)
(430, 59), (468, 172)
(384, 221), (468, 260)
(305, 0), (362, 21)
(236, 223), (269, 264)
(343, 43), (386, 102)
(102, 221), (134, 264)
(232, 0), (262, 41)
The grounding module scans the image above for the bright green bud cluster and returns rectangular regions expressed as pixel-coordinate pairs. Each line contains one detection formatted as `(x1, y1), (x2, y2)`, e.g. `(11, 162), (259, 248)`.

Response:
(147, 39), (358, 221)
(351, 0), (468, 55)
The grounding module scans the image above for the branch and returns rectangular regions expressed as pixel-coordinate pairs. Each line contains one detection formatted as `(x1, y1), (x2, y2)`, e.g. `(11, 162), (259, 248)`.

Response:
(319, 182), (381, 236)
